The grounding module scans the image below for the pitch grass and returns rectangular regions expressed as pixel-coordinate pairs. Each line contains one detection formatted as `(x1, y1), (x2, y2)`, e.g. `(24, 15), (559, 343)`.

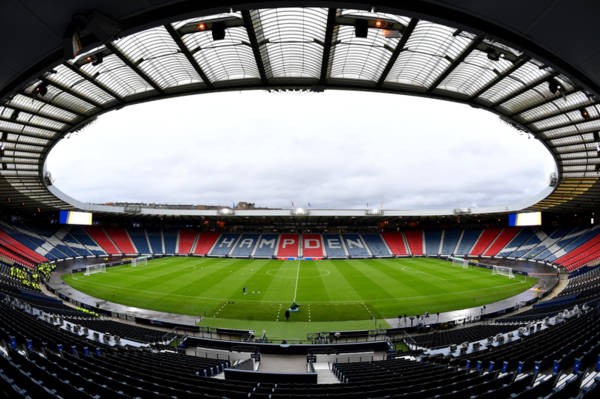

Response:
(62, 257), (536, 340)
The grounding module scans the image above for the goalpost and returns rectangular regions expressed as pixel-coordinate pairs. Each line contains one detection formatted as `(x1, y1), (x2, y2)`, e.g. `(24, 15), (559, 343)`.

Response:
(131, 256), (150, 267)
(84, 263), (106, 276)
(448, 256), (469, 269)
(492, 265), (515, 278)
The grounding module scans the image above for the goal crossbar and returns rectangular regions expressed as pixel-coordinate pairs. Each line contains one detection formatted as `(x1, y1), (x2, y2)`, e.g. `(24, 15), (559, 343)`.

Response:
(131, 256), (151, 267)
(84, 263), (106, 276)
(492, 265), (515, 278)
(447, 256), (469, 269)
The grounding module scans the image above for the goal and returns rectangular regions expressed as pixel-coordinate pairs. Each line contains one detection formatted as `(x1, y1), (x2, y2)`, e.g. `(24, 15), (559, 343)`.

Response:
(84, 263), (106, 276)
(492, 265), (514, 278)
(448, 256), (469, 269)
(131, 256), (150, 267)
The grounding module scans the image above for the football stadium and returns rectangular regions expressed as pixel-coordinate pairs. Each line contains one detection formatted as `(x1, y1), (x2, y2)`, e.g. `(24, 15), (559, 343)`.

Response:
(1, 1), (600, 398)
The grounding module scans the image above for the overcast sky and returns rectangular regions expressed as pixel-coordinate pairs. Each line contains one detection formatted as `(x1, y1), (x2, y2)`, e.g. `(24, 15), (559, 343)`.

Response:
(46, 90), (556, 210)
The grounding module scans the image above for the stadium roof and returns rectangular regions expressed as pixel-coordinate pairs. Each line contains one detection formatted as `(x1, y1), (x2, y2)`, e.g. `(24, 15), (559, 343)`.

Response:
(1, 1), (600, 216)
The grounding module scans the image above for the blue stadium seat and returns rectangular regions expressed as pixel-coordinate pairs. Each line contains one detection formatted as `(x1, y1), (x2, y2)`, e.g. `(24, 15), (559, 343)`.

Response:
(253, 234), (278, 258)
(455, 229), (481, 256)
(342, 234), (370, 258)
(424, 230), (442, 256)
(361, 234), (391, 257)
(128, 229), (151, 254)
(440, 229), (461, 255)
(163, 229), (178, 255)
(146, 230), (163, 254)
(323, 234), (347, 258)
(209, 233), (240, 256)
(230, 234), (259, 257)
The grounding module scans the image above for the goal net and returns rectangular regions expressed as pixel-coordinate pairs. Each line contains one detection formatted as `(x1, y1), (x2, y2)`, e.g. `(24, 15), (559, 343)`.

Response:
(492, 265), (514, 278)
(448, 256), (469, 269)
(131, 256), (150, 267)
(84, 263), (106, 276)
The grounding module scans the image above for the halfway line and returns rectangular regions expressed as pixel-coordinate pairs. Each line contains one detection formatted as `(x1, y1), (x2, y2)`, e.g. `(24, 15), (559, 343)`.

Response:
(293, 260), (301, 302)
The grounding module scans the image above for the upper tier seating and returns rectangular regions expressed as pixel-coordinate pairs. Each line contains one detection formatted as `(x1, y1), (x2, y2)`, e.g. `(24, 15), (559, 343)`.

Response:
(424, 230), (442, 256)
(230, 233), (259, 257)
(483, 227), (520, 257)
(404, 230), (424, 256)
(177, 229), (197, 255)
(252, 234), (278, 258)
(85, 227), (121, 255)
(469, 228), (501, 256)
(302, 234), (324, 258)
(0, 228), (47, 265)
(104, 227), (137, 255)
(381, 232), (408, 256)
(455, 229), (481, 256)
(193, 232), (220, 255)
(361, 234), (391, 257)
(61, 232), (93, 257)
(342, 234), (371, 257)
(277, 234), (299, 257)
(323, 234), (347, 258)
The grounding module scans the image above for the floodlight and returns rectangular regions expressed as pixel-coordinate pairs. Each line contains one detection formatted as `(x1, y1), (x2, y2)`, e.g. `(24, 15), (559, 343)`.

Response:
(355, 19), (368, 38)
(580, 107), (590, 119)
(197, 22), (207, 31)
(34, 82), (48, 97)
(375, 20), (383, 28)
(486, 48), (500, 61)
(548, 78), (561, 94)
(85, 53), (104, 66)
(218, 208), (234, 215)
(292, 208), (308, 216)
(212, 21), (226, 40)
(366, 208), (383, 216)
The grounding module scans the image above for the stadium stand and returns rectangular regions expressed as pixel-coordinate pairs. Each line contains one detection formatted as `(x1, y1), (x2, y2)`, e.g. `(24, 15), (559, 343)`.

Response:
(454, 229), (481, 256)
(104, 227), (137, 255)
(128, 228), (151, 255)
(549, 227), (600, 264)
(24, 226), (79, 259)
(277, 234), (300, 258)
(525, 227), (568, 259)
(361, 234), (391, 257)
(302, 233), (324, 258)
(253, 234), (278, 258)
(322, 234), (348, 258)
(69, 227), (106, 256)
(342, 234), (371, 258)
(440, 229), (460, 256)
(412, 324), (519, 349)
(193, 232), (220, 256)
(176, 229), (198, 255)
(469, 228), (501, 257)
(163, 229), (178, 255)
(85, 227), (121, 255)
(424, 229), (442, 256)
(381, 232), (409, 256)
(146, 229), (164, 254)
(404, 230), (424, 256)
(210, 233), (240, 257)
(68, 319), (176, 344)
(230, 233), (259, 257)
(483, 227), (520, 257)
(0, 228), (47, 265)
(497, 228), (535, 258)
(60, 231), (93, 257)
(509, 229), (550, 259)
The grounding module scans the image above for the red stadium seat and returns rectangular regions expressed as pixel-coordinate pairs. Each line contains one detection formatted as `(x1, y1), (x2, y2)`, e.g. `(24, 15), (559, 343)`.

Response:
(404, 230), (424, 256)
(177, 230), (198, 255)
(381, 232), (408, 256)
(302, 234), (323, 258)
(470, 228), (501, 257)
(104, 227), (137, 255)
(193, 232), (220, 255)
(278, 234), (299, 257)
(85, 227), (121, 255)
(483, 228), (520, 257)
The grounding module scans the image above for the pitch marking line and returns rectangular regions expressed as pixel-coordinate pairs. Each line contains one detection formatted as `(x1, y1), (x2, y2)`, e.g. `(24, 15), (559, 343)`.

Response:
(293, 260), (301, 302)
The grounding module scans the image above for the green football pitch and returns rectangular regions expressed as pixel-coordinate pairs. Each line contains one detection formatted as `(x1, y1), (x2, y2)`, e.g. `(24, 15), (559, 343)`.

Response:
(62, 257), (536, 340)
